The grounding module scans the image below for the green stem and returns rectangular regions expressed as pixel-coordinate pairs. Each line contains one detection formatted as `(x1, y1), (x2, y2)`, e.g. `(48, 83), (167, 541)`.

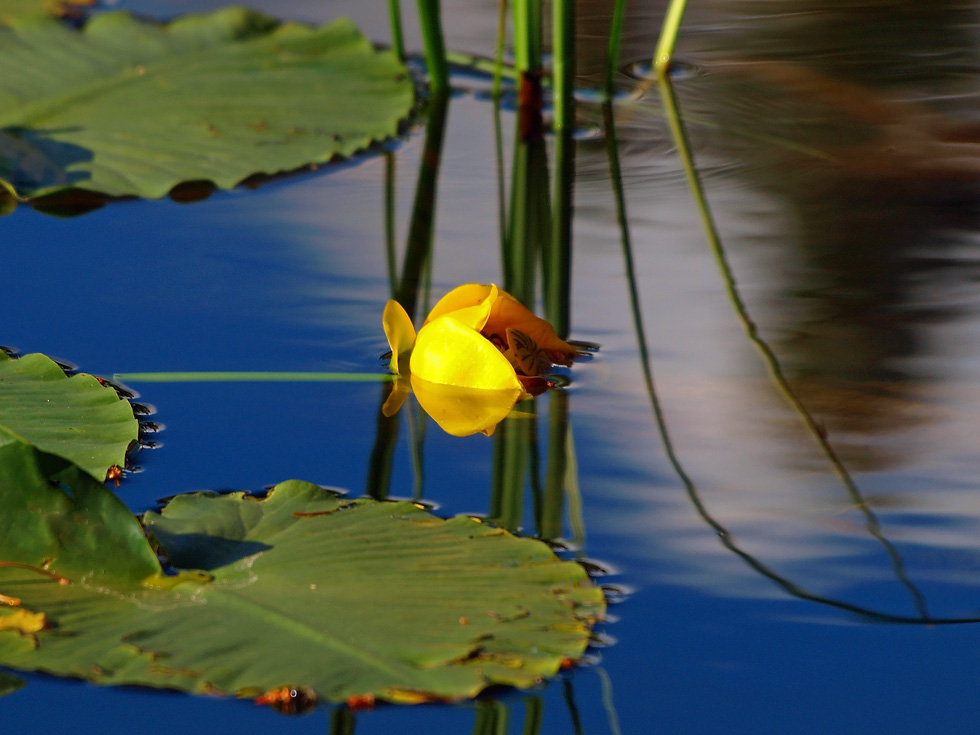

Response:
(653, 0), (688, 75)
(113, 372), (393, 383)
(446, 50), (519, 81)
(552, 0), (575, 133)
(396, 95), (449, 320)
(416, 0), (450, 95)
(547, 0), (575, 337)
(604, 0), (628, 98)
(547, 124), (573, 337)
(388, 0), (406, 61)
(384, 152), (397, 293)
(492, 0), (510, 98)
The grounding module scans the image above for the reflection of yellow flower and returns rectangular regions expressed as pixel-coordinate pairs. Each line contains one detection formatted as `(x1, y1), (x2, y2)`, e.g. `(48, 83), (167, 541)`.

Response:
(381, 284), (578, 437)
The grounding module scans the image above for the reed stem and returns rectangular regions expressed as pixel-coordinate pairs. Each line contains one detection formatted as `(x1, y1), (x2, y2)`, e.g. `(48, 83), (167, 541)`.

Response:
(388, 0), (406, 61)
(604, 0), (628, 98)
(653, 0), (688, 75)
(492, 0), (510, 98)
(416, 0), (450, 95)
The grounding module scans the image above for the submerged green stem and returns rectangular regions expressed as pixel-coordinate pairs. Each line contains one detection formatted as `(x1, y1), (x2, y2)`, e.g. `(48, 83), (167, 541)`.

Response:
(113, 372), (394, 383)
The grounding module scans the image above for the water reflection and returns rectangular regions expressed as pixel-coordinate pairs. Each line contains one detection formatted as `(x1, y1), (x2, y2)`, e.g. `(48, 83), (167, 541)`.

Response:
(574, 1), (980, 621)
(666, 2), (980, 473)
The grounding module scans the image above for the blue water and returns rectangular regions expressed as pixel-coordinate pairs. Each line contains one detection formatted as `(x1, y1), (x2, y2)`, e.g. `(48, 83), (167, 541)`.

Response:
(8, 1), (980, 733)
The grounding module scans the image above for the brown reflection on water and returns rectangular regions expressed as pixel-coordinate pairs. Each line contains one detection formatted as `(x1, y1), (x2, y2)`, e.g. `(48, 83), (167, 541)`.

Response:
(663, 1), (980, 472)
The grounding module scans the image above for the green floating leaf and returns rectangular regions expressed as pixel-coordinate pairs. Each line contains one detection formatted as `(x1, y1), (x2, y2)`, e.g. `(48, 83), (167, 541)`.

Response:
(0, 0), (91, 25)
(0, 9), (414, 200)
(0, 470), (605, 704)
(0, 425), (161, 582)
(0, 352), (137, 480)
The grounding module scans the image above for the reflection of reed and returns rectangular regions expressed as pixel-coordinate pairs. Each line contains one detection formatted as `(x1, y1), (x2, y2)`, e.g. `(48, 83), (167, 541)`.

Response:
(656, 76), (931, 620)
(491, 83), (575, 540)
(366, 96), (448, 500)
(602, 75), (979, 624)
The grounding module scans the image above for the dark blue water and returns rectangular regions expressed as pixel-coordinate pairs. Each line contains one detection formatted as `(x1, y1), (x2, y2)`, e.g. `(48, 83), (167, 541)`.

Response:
(7, 1), (980, 732)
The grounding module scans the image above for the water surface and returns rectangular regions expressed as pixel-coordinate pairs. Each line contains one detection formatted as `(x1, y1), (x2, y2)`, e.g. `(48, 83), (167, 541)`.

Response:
(6, 1), (980, 733)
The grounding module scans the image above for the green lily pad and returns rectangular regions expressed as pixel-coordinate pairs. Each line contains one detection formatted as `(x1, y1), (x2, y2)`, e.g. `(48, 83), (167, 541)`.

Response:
(0, 352), (137, 480)
(0, 0), (91, 25)
(0, 8), (414, 201)
(0, 460), (605, 704)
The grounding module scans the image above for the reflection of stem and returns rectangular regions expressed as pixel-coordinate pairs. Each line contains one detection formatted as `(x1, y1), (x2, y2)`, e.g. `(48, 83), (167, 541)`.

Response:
(397, 95), (449, 321)
(657, 76), (931, 621)
(561, 678), (585, 735)
(473, 699), (508, 735)
(367, 98), (449, 500)
(493, 99), (509, 256)
(330, 706), (356, 735)
(384, 152), (397, 292)
(366, 383), (399, 501)
(594, 667), (623, 735)
(491, 409), (532, 530)
(605, 90), (965, 625)
(540, 391), (569, 540)
(521, 695), (544, 735)
(563, 423), (586, 552)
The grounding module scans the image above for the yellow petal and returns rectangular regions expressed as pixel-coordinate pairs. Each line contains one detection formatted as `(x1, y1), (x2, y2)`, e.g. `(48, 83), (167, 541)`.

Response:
(411, 374), (523, 437)
(381, 378), (411, 418)
(382, 300), (417, 376)
(411, 315), (523, 391)
(484, 290), (578, 365)
(423, 283), (497, 331)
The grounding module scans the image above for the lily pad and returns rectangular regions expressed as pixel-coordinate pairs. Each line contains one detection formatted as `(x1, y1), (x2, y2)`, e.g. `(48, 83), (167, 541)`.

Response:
(0, 8), (414, 201)
(0, 0), (91, 25)
(0, 465), (605, 704)
(0, 352), (137, 480)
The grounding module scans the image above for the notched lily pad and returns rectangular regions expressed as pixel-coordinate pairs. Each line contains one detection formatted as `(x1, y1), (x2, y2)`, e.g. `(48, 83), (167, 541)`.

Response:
(0, 8), (415, 204)
(0, 475), (605, 704)
(0, 351), (138, 480)
(0, 0), (93, 25)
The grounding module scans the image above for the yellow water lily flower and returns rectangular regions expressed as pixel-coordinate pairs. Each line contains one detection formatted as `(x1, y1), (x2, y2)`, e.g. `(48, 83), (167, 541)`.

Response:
(381, 283), (578, 437)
